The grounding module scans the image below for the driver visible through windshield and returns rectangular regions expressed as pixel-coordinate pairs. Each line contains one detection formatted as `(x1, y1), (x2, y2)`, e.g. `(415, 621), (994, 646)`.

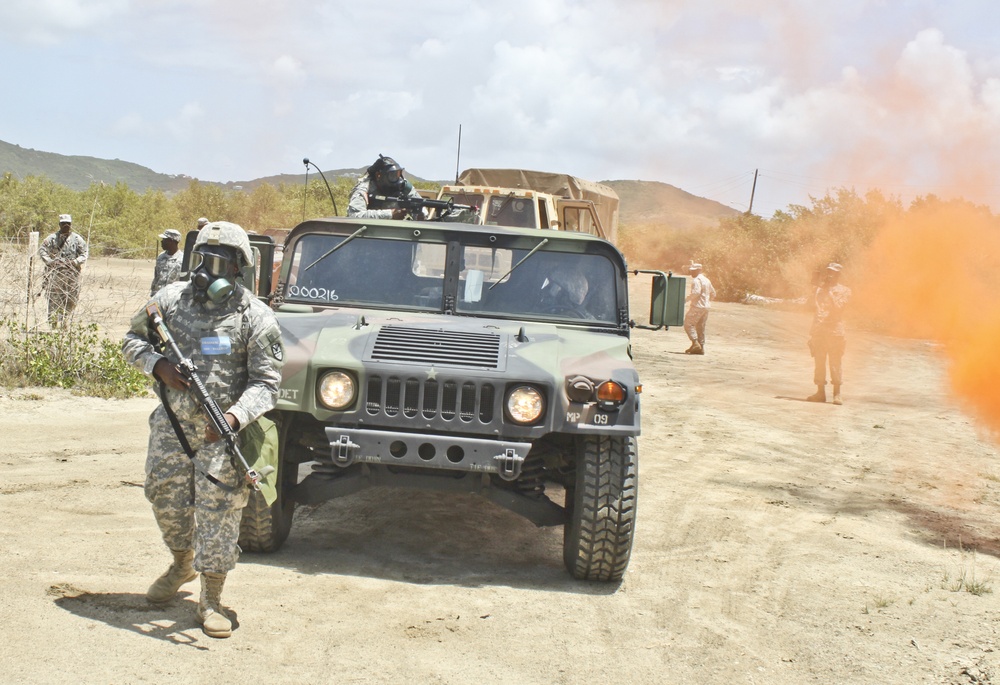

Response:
(282, 232), (619, 324)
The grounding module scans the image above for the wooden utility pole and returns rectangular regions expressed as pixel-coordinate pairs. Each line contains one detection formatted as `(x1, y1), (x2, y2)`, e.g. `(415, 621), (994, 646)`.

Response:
(747, 168), (758, 214)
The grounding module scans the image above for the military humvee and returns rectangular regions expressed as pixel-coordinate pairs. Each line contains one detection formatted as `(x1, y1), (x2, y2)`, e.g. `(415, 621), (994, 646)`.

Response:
(239, 210), (684, 582)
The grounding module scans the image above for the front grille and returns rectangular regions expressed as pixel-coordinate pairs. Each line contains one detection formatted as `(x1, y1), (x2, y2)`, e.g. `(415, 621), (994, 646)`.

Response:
(369, 325), (503, 369)
(366, 375), (497, 424)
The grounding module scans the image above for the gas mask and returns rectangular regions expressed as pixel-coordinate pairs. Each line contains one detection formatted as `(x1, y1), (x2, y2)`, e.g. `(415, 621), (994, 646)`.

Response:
(192, 246), (239, 304)
(375, 167), (405, 195)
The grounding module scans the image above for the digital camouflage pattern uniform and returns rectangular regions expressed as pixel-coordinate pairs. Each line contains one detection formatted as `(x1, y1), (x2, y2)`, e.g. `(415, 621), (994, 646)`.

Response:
(150, 250), (183, 296)
(39, 229), (89, 325)
(347, 176), (423, 219)
(122, 280), (284, 573)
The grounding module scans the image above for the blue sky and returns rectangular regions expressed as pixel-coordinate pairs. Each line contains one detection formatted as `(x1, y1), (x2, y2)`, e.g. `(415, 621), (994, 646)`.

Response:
(1, 0), (998, 217)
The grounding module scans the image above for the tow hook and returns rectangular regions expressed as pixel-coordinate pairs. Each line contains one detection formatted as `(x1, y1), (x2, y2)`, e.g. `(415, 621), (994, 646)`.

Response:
(493, 448), (524, 481)
(333, 435), (359, 465)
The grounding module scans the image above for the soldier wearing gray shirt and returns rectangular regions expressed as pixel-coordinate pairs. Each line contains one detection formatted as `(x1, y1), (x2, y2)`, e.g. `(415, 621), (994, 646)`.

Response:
(39, 213), (89, 327)
(347, 154), (424, 219)
(150, 229), (183, 296)
(122, 221), (284, 639)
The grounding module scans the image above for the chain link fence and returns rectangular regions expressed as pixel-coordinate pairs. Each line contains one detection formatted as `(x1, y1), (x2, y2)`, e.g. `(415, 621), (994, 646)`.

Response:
(1, 235), (151, 340)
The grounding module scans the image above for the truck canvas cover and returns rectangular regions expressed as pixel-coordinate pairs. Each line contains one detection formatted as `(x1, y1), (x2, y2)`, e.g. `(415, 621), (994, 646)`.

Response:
(457, 168), (620, 243)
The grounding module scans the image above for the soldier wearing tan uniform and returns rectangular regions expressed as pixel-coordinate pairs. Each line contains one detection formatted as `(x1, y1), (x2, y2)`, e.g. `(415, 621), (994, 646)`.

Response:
(122, 221), (284, 638)
(807, 262), (851, 405)
(684, 262), (716, 355)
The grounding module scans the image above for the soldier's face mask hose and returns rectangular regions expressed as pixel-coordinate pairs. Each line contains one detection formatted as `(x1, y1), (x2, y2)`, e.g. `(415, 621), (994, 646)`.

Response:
(192, 249), (237, 303)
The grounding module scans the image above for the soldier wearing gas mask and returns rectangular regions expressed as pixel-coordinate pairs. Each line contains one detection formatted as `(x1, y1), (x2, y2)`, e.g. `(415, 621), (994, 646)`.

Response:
(122, 221), (284, 639)
(347, 153), (424, 219)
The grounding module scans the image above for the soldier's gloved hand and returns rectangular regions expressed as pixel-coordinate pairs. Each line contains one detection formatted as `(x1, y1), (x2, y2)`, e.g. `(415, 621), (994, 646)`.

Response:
(153, 358), (190, 391)
(205, 413), (240, 443)
(391, 208), (406, 219)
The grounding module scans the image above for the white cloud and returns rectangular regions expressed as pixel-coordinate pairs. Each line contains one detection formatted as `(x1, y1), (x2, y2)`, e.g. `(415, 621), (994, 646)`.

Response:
(165, 102), (205, 140)
(0, 0), (129, 44)
(269, 54), (306, 84)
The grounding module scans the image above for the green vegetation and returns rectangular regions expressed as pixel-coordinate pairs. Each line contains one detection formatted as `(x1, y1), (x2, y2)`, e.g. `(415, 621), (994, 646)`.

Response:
(0, 172), (369, 258)
(0, 320), (149, 398)
(619, 188), (998, 301)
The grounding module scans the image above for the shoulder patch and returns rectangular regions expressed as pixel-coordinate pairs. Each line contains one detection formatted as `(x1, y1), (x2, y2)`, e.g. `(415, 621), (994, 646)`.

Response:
(257, 324), (284, 361)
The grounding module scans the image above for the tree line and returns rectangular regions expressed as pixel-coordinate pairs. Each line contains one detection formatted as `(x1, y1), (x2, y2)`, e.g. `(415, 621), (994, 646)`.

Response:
(2, 170), (996, 301)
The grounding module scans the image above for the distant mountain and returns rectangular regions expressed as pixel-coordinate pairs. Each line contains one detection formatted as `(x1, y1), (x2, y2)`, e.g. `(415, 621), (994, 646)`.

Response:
(603, 179), (740, 229)
(1, 139), (740, 229)
(0, 139), (198, 192)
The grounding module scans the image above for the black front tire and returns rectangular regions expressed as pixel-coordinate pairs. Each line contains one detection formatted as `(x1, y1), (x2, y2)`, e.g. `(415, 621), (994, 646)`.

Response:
(563, 435), (638, 581)
(238, 417), (297, 553)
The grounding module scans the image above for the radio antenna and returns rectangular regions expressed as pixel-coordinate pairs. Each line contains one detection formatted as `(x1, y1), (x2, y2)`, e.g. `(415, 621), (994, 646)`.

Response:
(303, 157), (340, 216)
(454, 124), (462, 184)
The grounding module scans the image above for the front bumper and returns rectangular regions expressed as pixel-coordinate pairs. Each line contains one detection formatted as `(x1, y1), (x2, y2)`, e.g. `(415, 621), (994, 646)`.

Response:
(325, 427), (533, 481)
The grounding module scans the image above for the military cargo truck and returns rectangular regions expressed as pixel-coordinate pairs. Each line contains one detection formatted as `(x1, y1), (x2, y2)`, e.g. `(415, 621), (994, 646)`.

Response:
(239, 209), (683, 582)
(435, 168), (620, 242)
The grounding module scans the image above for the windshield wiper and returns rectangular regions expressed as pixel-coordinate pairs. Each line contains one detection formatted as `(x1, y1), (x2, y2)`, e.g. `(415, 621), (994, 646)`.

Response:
(489, 238), (548, 290)
(304, 225), (368, 271)
(488, 191), (515, 222)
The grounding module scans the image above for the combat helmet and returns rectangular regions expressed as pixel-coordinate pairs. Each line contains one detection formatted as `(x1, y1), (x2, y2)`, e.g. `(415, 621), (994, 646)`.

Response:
(368, 154), (406, 195)
(194, 221), (254, 266)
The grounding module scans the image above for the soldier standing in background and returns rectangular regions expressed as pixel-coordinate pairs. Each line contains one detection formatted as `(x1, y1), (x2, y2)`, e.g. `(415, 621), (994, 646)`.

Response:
(150, 229), (183, 296)
(122, 221), (284, 639)
(347, 154), (423, 219)
(39, 213), (89, 327)
(197, 217), (209, 231)
(683, 262), (716, 355)
(807, 262), (851, 405)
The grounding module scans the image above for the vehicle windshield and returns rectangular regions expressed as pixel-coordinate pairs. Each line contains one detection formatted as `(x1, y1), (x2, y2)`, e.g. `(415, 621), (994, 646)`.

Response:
(283, 233), (620, 325)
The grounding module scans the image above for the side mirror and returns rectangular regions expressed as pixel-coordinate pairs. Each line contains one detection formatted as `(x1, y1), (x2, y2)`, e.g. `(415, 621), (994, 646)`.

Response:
(633, 270), (686, 330)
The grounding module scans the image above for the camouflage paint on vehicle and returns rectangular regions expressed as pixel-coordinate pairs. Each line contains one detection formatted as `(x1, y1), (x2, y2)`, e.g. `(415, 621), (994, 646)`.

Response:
(240, 213), (682, 581)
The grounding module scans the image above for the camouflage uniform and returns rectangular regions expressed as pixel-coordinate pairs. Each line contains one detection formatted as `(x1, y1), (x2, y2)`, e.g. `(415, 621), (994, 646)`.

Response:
(122, 280), (284, 573)
(39, 230), (88, 325)
(150, 250), (183, 296)
(347, 176), (423, 219)
(684, 271), (716, 346)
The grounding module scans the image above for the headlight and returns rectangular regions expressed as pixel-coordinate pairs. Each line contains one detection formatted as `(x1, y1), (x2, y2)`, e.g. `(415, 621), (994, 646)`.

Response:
(317, 371), (355, 410)
(506, 385), (544, 424)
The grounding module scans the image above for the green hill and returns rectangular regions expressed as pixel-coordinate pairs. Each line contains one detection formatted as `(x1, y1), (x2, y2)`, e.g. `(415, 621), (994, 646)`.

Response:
(1, 139), (740, 229)
(603, 179), (739, 229)
(0, 139), (199, 192)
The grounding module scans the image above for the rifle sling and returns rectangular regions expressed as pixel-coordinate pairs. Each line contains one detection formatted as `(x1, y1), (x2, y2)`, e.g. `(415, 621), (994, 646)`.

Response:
(157, 381), (237, 493)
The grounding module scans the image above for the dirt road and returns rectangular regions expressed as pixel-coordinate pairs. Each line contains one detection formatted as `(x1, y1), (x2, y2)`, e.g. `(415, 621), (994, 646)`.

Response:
(1, 259), (998, 684)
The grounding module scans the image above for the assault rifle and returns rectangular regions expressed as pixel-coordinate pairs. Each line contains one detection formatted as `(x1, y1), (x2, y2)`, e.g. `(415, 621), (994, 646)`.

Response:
(370, 194), (477, 220)
(145, 303), (264, 491)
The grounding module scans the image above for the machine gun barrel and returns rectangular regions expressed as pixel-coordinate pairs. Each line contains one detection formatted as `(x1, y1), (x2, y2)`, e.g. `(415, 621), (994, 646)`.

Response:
(145, 303), (262, 490)
(371, 194), (476, 218)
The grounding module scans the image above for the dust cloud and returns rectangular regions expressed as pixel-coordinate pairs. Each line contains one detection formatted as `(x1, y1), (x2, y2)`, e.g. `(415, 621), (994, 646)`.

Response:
(854, 203), (1000, 436)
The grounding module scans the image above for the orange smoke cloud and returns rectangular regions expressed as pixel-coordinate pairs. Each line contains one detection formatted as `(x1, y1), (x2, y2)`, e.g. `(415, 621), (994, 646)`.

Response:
(854, 203), (1000, 433)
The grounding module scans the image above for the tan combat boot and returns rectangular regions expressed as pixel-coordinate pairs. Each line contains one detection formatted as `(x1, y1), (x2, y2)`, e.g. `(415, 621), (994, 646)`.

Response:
(684, 341), (703, 355)
(196, 572), (233, 638)
(146, 549), (197, 603)
(806, 385), (826, 402)
(832, 385), (843, 405)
